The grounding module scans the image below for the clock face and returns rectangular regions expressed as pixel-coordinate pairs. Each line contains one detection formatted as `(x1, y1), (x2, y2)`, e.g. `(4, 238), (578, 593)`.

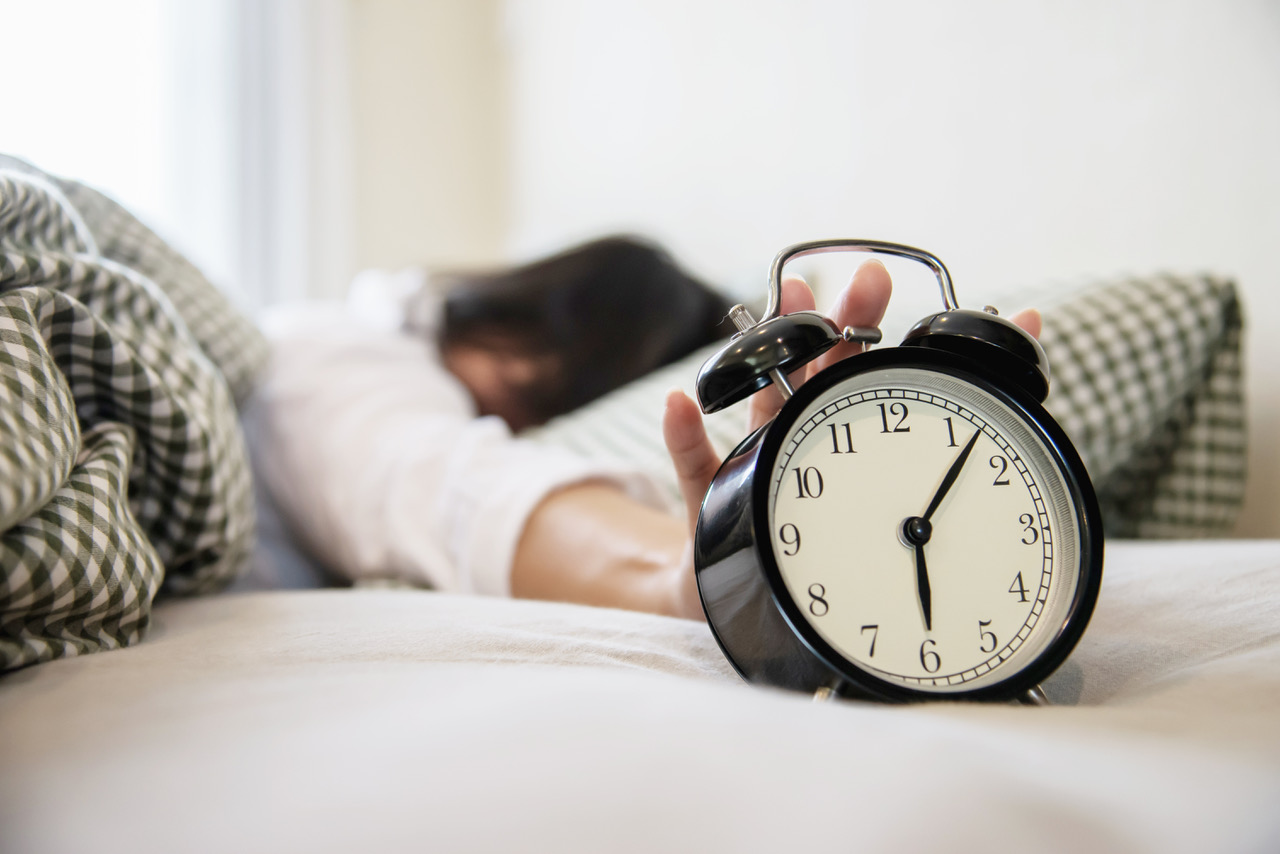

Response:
(765, 365), (1083, 694)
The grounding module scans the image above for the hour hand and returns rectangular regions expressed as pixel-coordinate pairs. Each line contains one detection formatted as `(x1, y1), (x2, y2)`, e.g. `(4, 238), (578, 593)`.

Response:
(914, 544), (932, 631)
(902, 517), (933, 632)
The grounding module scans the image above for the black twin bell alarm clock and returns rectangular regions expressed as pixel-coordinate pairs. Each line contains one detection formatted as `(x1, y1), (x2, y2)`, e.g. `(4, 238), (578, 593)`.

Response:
(692, 239), (1103, 705)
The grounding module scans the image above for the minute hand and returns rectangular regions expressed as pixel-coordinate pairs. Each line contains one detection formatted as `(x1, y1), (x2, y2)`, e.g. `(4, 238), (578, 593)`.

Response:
(922, 429), (982, 520)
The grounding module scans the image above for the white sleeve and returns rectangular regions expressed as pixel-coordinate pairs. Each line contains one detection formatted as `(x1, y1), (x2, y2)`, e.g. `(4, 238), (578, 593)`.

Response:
(245, 318), (661, 595)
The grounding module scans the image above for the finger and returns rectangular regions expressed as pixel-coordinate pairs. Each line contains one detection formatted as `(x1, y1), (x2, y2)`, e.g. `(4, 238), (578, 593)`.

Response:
(747, 275), (817, 431)
(662, 388), (722, 532)
(813, 259), (893, 374)
(1010, 308), (1042, 340)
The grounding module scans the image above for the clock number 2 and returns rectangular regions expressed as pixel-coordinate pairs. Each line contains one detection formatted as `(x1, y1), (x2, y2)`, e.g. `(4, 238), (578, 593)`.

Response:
(989, 455), (1011, 486)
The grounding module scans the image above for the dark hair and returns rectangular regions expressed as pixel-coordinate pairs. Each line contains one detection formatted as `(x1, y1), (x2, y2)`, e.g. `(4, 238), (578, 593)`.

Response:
(433, 235), (733, 425)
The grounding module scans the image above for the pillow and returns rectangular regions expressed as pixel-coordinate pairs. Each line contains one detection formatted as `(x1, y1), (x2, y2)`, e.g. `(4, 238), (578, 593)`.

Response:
(528, 273), (1246, 538)
(0, 160), (262, 670)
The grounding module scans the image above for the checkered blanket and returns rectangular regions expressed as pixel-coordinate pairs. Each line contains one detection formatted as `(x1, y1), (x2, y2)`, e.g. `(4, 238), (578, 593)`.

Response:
(0, 158), (267, 670)
(530, 273), (1247, 540)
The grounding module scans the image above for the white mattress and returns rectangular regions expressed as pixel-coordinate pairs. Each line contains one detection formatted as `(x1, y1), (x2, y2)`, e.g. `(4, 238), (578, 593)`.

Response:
(2, 540), (1278, 853)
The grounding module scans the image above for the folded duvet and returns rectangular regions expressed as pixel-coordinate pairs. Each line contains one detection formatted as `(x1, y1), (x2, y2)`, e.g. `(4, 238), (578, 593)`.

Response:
(0, 158), (267, 670)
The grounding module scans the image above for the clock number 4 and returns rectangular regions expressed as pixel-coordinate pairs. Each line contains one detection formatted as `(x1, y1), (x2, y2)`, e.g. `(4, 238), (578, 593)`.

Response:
(1008, 572), (1030, 603)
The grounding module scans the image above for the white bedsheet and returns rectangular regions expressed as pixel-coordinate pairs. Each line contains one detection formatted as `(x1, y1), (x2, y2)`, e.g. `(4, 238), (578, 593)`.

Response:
(1, 540), (1278, 853)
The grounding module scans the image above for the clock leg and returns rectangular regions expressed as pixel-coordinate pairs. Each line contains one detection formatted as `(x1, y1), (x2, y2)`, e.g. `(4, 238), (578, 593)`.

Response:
(812, 686), (837, 703)
(1018, 685), (1050, 706)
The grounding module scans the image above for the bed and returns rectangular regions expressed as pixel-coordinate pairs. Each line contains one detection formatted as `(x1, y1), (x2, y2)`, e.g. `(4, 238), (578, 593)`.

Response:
(2, 158), (1277, 853)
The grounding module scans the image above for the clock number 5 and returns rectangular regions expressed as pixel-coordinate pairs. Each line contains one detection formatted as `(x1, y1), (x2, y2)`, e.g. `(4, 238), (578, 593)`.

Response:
(978, 619), (998, 654)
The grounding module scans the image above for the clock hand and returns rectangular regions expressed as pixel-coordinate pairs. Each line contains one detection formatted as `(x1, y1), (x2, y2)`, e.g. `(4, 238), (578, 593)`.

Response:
(922, 428), (982, 521)
(913, 542), (932, 632)
(901, 429), (981, 633)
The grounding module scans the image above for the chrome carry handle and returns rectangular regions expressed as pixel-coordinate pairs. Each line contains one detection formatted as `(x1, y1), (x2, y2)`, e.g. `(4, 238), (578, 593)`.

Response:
(757, 239), (959, 324)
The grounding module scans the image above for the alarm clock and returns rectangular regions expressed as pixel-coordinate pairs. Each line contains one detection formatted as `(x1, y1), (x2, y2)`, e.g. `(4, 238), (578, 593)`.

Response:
(693, 239), (1103, 705)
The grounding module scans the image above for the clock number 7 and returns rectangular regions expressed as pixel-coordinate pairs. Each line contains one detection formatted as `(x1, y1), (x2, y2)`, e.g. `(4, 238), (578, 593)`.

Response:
(861, 624), (878, 657)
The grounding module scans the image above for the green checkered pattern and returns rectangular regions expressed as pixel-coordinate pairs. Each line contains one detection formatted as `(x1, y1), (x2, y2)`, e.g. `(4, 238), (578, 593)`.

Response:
(1, 161), (265, 670)
(529, 272), (1247, 540)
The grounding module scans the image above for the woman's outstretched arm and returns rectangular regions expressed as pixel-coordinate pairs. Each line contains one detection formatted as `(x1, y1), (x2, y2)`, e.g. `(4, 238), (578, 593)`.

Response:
(510, 261), (1039, 619)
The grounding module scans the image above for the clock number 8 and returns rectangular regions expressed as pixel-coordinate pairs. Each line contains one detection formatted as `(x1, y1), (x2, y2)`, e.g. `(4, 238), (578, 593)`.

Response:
(807, 584), (829, 617)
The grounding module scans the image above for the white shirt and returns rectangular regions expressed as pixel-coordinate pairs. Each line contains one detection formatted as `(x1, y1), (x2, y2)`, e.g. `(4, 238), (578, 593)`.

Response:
(244, 270), (658, 596)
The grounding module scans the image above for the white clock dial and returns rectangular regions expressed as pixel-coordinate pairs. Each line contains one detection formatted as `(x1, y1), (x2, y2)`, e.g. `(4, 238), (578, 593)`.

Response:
(767, 367), (1080, 693)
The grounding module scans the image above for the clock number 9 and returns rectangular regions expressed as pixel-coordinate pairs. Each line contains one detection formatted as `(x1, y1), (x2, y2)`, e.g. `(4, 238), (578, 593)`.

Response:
(778, 523), (801, 556)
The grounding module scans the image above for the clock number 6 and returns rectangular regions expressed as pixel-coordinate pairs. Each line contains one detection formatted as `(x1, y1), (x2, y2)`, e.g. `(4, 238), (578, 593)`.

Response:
(919, 639), (941, 674)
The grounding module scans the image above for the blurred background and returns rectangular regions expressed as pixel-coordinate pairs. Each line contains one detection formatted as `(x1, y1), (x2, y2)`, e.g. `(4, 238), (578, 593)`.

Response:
(2, 0), (1277, 535)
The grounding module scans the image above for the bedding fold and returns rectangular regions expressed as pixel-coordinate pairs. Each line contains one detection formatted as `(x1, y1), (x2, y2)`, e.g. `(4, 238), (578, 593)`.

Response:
(0, 160), (264, 670)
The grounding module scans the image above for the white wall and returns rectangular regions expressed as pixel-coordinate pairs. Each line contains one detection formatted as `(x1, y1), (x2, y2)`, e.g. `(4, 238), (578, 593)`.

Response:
(348, 0), (508, 273)
(501, 0), (1280, 536)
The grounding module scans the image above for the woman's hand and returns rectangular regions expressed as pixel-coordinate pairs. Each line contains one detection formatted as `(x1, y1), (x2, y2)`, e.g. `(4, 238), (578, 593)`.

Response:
(661, 260), (1041, 620)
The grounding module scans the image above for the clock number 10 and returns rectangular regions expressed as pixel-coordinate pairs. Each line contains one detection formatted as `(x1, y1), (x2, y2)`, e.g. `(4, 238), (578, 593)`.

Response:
(791, 467), (824, 499)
